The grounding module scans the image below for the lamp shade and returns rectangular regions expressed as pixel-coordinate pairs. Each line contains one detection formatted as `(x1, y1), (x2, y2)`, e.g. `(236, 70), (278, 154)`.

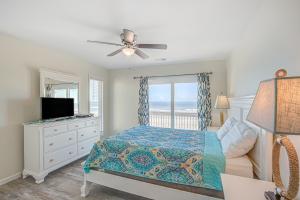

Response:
(215, 95), (230, 109)
(247, 77), (300, 135)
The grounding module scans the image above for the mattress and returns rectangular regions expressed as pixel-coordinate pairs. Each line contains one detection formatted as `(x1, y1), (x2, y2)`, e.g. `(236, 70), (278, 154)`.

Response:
(225, 155), (253, 178)
(83, 126), (225, 191)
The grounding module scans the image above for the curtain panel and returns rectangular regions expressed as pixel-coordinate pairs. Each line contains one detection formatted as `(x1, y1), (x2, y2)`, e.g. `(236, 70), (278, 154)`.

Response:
(138, 77), (150, 125)
(197, 73), (212, 131)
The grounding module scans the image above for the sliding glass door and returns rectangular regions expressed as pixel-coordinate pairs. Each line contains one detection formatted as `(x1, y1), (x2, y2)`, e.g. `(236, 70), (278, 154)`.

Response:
(174, 82), (198, 130)
(149, 77), (198, 130)
(149, 84), (171, 128)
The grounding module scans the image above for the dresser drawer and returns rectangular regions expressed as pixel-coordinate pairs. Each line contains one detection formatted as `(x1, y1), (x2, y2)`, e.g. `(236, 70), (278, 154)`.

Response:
(44, 125), (68, 137)
(78, 137), (99, 156)
(44, 131), (76, 153)
(68, 122), (86, 130)
(86, 120), (98, 127)
(44, 145), (77, 169)
(78, 127), (99, 142)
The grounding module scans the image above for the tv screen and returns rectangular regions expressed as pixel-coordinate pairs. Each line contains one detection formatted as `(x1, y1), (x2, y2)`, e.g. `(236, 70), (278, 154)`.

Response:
(41, 97), (74, 120)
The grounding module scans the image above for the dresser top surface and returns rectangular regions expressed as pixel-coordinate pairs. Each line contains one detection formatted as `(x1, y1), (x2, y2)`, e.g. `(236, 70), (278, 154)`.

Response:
(24, 116), (99, 127)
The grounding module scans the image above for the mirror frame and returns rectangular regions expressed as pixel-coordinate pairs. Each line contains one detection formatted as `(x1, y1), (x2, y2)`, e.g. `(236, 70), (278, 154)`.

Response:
(40, 69), (81, 112)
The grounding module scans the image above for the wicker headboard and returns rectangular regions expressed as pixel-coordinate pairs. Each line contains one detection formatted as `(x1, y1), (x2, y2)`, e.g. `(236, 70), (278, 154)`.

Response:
(228, 96), (273, 181)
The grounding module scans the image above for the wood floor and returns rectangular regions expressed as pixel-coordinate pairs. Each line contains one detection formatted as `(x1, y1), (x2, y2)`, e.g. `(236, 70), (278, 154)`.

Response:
(0, 160), (150, 200)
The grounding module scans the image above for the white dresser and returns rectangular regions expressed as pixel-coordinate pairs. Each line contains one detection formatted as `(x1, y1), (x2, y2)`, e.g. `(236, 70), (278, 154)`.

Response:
(23, 117), (102, 183)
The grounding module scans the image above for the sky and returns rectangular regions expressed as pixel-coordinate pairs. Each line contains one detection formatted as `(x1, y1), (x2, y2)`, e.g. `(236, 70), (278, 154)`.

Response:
(149, 83), (197, 102)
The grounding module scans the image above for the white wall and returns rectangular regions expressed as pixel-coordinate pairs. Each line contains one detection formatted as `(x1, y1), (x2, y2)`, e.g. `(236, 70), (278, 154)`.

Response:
(0, 33), (109, 181)
(227, 0), (300, 198)
(109, 60), (227, 135)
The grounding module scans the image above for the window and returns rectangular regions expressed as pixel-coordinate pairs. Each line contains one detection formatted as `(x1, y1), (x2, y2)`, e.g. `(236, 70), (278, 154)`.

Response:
(89, 78), (103, 131)
(149, 77), (198, 130)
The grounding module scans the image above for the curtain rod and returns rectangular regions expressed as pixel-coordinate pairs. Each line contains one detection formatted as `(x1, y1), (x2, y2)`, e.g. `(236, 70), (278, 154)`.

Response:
(133, 72), (213, 80)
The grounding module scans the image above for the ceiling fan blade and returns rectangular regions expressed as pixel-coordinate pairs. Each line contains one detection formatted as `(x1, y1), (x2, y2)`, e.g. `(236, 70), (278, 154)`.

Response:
(136, 44), (167, 49)
(87, 40), (123, 46)
(107, 48), (124, 56)
(135, 49), (149, 59)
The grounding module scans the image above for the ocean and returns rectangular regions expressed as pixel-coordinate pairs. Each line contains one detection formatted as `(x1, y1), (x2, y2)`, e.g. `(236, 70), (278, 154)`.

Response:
(149, 101), (197, 112)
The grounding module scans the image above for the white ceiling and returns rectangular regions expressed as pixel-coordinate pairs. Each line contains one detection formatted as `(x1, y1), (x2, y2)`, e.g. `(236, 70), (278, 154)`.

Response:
(0, 0), (262, 69)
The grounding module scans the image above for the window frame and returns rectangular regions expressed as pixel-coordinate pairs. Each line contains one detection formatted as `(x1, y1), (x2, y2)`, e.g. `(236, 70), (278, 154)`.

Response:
(88, 75), (104, 132)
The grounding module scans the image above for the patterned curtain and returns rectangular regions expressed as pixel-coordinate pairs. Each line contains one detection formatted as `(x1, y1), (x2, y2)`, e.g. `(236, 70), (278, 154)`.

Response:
(138, 77), (149, 125)
(197, 73), (212, 131)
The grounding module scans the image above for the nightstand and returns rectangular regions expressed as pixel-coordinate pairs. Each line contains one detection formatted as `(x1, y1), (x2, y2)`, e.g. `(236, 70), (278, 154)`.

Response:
(207, 126), (220, 132)
(221, 174), (275, 200)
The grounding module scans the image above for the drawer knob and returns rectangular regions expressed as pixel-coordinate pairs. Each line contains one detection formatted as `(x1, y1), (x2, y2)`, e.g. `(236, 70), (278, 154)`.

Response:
(75, 125), (78, 128)
(49, 143), (54, 146)
(81, 147), (84, 150)
(69, 152), (73, 155)
(94, 130), (97, 133)
(49, 159), (54, 162)
(68, 138), (72, 141)
(54, 129), (58, 132)
(81, 134), (84, 137)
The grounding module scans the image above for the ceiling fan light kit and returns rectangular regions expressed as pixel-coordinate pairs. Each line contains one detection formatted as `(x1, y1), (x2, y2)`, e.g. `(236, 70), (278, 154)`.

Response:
(122, 47), (135, 56)
(87, 29), (167, 59)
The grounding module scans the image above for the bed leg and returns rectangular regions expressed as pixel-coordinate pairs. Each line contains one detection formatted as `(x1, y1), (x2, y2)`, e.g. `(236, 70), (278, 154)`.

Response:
(81, 173), (90, 198)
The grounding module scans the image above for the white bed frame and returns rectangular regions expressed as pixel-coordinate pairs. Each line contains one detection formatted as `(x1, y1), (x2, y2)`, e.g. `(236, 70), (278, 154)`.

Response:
(81, 96), (273, 200)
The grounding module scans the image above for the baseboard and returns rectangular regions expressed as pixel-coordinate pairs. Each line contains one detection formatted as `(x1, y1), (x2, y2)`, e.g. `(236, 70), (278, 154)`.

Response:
(0, 172), (21, 186)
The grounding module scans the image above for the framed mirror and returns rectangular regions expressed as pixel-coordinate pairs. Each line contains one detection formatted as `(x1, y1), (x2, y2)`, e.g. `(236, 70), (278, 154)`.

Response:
(40, 69), (80, 114)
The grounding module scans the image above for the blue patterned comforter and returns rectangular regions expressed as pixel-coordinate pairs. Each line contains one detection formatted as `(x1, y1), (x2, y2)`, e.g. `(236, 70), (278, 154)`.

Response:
(83, 126), (225, 190)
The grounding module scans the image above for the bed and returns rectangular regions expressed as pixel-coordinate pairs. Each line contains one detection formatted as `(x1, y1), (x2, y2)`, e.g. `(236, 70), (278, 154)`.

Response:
(84, 125), (225, 190)
(225, 155), (253, 178)
(81, 96), (273, 200)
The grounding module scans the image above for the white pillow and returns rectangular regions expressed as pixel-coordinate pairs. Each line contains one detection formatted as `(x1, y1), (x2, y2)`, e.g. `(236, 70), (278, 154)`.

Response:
(217, 117), (237, 140)
(221, 121), (257, 158)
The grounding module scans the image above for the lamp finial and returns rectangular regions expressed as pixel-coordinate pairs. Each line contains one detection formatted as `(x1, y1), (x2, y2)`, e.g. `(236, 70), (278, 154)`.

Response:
(275, 69), (287, 78)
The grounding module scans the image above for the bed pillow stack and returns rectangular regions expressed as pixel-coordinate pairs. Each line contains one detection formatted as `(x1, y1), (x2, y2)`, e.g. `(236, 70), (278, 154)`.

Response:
(221, 121), (258, 158)
(216, 117), (237, 140)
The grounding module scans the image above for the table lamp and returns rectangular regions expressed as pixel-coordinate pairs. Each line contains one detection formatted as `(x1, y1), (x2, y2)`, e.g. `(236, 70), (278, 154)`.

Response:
(247, 69), (300, 200)
(215, 94), (229, 126)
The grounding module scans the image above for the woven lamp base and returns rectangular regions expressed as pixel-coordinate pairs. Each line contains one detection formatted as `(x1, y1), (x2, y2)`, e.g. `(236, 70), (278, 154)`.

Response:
(272, 136), (299, 200)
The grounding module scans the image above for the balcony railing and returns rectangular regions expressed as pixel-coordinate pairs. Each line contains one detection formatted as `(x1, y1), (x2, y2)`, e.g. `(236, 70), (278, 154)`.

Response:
(149, 111), (198, 130)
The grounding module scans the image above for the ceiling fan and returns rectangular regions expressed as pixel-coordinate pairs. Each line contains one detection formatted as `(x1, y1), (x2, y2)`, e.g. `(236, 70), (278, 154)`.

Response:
(87, 29), (167, 59)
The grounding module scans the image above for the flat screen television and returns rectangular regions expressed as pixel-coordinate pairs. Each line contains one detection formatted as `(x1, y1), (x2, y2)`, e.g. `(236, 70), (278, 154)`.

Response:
(41, 97), (74, 120)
